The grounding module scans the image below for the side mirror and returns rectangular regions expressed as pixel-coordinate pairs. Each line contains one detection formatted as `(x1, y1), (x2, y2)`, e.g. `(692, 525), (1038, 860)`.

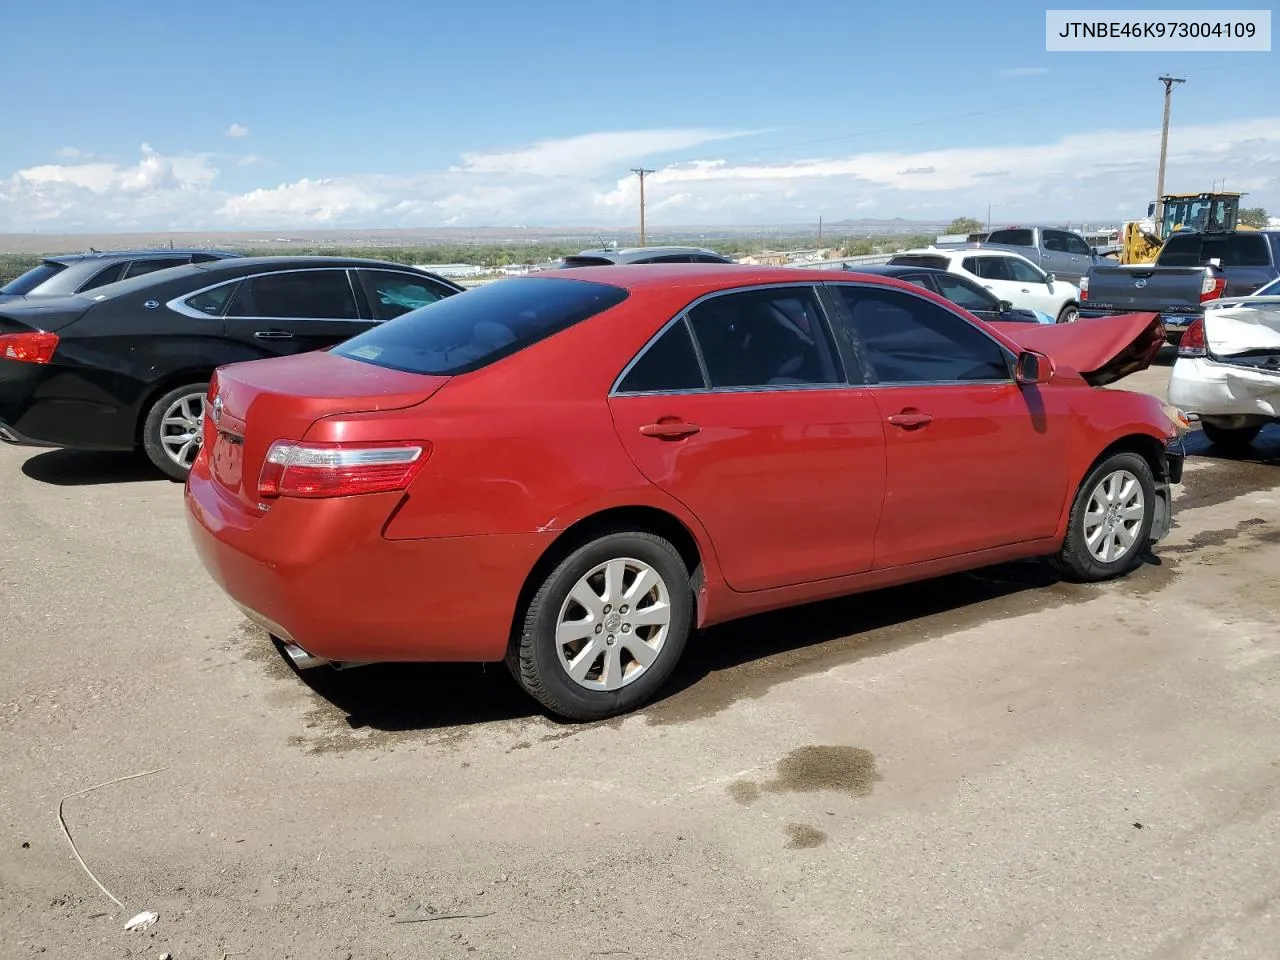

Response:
(1015, 350), (1054, 385)
(1147, 202), (1156, 216)
(1044, 273), (1055, 285)
(997, 299), (1014, 313)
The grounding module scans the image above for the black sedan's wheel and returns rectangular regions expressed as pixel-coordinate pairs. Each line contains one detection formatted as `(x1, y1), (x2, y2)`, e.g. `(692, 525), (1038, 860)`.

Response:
(508, 531), (693, 720)
(142, 383), (209, 481)
(1051, 451), (1156, 582)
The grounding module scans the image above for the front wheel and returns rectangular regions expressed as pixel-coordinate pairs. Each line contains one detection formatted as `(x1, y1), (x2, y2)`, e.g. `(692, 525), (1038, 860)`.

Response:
(1056, 304), (1079, 324)
(141, 383), (209, 481)
(1051, 452), (1156, 583)
(508, 531), (693, 720)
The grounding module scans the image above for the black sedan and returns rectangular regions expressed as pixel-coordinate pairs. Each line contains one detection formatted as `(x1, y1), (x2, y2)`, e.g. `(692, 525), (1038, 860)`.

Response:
(0, 249), (239, 305)
(0, 257), (463, 479)
(842, 264), (1048, 324)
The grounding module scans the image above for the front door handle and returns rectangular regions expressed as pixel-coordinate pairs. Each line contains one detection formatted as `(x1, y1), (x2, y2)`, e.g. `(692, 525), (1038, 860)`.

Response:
(254, 330), (294, 340)
(639, 419), (701, 440)
(887, 412), (933, 429)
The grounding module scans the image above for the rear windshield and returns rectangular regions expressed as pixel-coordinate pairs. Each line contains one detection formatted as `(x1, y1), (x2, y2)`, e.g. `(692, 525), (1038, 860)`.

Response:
(333, 277), (630, 376)
(0, 261), (66, 296)
(1158, 233), (1272, 267)
(986, 229), (1034, 246)
(561, 256), (615, 268)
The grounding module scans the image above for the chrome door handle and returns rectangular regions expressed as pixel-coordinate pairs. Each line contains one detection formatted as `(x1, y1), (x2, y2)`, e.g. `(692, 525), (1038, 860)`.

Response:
(254, 330), (294, 340)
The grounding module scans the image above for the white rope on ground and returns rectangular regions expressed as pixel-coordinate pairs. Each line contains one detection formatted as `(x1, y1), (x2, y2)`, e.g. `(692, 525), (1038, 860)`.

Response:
(56, 767), (169, 911)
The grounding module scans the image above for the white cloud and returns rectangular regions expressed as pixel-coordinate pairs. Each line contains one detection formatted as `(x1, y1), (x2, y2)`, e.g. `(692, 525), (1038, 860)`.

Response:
(456, 127), (756, 177)
(226, 123), (250, 138)
(54, 147), (83, 159)
(997, 67), (1050, 78)
(1, 120), (1278, 231)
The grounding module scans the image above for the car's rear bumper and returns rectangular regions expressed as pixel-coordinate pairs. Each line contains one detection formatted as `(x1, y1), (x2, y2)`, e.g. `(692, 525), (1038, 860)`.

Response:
(185, 463), (555, 663)
(1167, 357), (1280, 419)
(0, 359), (139, 450)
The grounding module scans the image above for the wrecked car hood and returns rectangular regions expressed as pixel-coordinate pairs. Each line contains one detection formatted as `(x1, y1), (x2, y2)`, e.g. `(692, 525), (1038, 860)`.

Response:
(1204, 297), (1280, 356)
(988, 312), (1165, 387)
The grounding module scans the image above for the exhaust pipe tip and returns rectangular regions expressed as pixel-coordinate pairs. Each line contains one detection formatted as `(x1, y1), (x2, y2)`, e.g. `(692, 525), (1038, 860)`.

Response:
(280, 641), (330, 671)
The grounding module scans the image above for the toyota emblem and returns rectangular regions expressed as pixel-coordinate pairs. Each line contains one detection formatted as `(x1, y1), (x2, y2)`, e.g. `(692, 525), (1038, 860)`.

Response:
(1134, 278), (1147, 288)
(211, 395), (223, 423)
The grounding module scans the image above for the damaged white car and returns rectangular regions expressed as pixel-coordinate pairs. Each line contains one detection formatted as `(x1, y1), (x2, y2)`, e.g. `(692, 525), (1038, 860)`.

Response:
(1168, 275), (1280, 449)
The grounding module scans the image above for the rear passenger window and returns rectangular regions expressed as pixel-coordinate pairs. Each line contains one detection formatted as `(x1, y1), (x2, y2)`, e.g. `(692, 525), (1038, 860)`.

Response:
(964, 257), (1013, 281)
(78, 263), (128, 291)
(686, 286), (841, 389)
(835, 286), (1009, 383)
(616, 320), (705, 393)
(123, 258), (182, 279)
(229, 270), (359, 320)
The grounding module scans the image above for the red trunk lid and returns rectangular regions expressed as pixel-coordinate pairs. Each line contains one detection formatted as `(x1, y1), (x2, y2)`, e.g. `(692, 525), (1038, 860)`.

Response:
(206, 351), (448, 509)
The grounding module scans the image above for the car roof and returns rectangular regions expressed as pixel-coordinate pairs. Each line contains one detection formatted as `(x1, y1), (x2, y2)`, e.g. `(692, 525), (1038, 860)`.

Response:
(842, 264), (948, 277)
(572, 246), (727, 261)
(188, 255), (446, 273)
(44, 249), (239, 265)
(544, 263), (909, 293)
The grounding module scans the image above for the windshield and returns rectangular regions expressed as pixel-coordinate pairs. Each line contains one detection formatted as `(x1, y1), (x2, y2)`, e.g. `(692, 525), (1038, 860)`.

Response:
(1252, 276), (1280, 298)
(0, 261), (66, 296)
(333, 277), (629, 376)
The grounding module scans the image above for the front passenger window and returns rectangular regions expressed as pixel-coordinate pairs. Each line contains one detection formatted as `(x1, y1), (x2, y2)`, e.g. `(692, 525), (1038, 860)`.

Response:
(686, 287), (841, 388)
(835, 286), (1009, 384)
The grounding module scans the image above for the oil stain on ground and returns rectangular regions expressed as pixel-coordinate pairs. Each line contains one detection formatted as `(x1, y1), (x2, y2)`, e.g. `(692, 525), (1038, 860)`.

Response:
(784, 824), (829, 849)
(730, 745), (882, 805)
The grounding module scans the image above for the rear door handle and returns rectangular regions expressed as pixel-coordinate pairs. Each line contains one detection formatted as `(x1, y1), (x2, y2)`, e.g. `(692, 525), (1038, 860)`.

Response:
(254, 330), (294, 340)
(639, 420), (701, 440)
(887, 412), (933, 428)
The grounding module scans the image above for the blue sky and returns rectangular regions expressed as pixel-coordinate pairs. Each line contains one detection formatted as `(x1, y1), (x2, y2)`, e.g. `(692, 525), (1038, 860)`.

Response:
(0, 0), (1275, 231)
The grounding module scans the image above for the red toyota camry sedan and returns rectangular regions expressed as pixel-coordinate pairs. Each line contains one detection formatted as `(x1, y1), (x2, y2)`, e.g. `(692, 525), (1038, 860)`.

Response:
(186, 265), (1184, 720)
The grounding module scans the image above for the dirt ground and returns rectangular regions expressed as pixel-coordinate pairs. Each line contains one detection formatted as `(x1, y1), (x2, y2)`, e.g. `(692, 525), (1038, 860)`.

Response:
(3, 350), (1279, 960)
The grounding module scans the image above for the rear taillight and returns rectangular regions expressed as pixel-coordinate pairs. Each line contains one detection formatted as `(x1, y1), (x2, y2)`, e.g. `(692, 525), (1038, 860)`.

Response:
(1200, 273), (1227, 303)
(1079, 276), (1089, 302)
(0, 331), (59, 363)
(257, 440), (429, 499)
(1178, 317), (1207, 357)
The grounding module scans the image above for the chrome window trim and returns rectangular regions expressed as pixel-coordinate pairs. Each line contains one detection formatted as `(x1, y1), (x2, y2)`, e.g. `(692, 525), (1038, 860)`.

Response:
(166, 267), (366, 322)
(609, 282), (847, 398)
(822, 280), (1018, 386)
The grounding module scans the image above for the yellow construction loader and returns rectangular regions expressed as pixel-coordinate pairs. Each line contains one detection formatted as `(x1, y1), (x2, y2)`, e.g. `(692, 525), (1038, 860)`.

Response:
(1119, 191), (1256, 264)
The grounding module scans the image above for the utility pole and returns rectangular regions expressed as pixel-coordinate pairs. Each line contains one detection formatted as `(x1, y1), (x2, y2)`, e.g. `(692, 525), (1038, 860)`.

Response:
(986, 202), (991, 234)
(631, 168), (654, 246)
(818, 215), (823, 246)
(1154, 75), (1185, 227)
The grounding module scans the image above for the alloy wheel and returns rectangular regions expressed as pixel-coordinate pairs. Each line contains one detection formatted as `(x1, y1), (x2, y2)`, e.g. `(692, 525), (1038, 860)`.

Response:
(1083, 469), (1145, 563)
(159, 393), (205, 469)
(555, 557), (672, 692)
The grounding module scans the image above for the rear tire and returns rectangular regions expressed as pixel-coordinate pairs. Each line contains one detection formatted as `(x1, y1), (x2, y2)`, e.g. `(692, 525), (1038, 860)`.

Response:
(141, 383), (209, 481)
(1056, 304), (1079, 324)
(507, 531), (693, 721)
(1051, 451), (1156, 583)
(1200, 420), (1262, 451)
